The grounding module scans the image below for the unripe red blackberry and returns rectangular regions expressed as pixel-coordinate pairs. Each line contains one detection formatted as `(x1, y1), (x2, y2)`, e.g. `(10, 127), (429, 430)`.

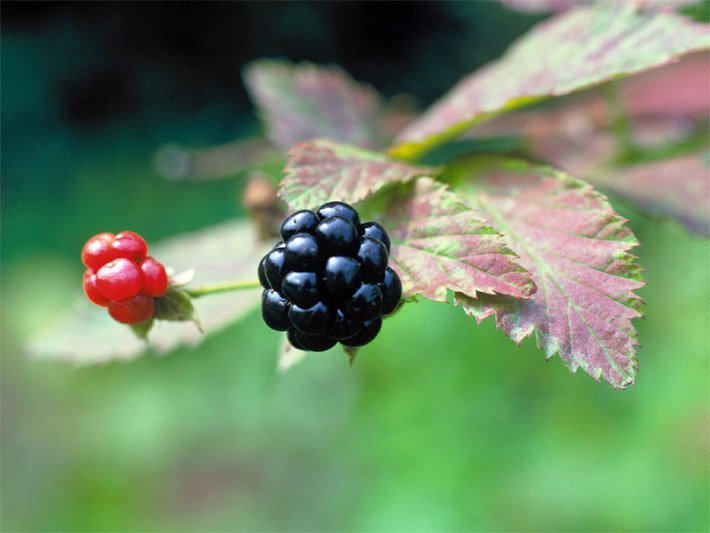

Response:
(81, 231), (169, 326)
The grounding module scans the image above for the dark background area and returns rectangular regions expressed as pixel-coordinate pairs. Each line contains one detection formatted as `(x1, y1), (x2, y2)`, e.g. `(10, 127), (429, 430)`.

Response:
(2, 1), (539, 262)
(2, 2), (708, 531)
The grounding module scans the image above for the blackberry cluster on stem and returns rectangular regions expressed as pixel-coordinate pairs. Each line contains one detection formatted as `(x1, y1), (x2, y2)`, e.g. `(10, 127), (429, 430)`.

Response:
(259, 201), (402, 352)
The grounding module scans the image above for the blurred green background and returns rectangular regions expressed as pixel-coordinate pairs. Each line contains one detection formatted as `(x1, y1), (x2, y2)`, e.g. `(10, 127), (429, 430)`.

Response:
(2, 2), (708, 531)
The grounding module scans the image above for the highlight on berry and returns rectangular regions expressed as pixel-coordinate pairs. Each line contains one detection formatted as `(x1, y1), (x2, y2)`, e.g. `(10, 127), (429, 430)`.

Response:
(81, 231), (169, 324)
(259, 201), (403, 352)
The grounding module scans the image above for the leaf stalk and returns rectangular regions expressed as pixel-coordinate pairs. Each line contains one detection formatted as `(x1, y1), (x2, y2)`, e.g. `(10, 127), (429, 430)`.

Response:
(183, 279), (262, 298)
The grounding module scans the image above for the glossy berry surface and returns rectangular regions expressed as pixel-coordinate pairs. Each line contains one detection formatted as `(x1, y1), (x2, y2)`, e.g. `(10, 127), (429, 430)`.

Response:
(357, 237), (389, 282)
(108, 293), (154, 324)
(328, 309), (362, 340)
(263, 248), (287, 292)
(323, 256), (361, 296)
(343, 283), (383, 322)
(83, 270), (110, 307)
(112, 231), (148, 262)
(281, 271), (320, 308)
(287, 328), (306, 350)
(81, 231), (170, 325)
(82, 232), (116, 271)
(258, 201), (402, 351)
(258, 257), (270, 289)
(280, 210), (319, 241)
(288, 301), (333, 336)
(262, 289), (291, 331)
(360, 221), (391, 253)
(316, 201), (360, 225)
(341, 318), (382, 347)
(295, 331), (338, 352)
(96, 258), (143, 302)
(314, 216), (359, 256)
(379, 267), (403, 315)
(140, 257), (168, 297)
(285, 233), (321, 270)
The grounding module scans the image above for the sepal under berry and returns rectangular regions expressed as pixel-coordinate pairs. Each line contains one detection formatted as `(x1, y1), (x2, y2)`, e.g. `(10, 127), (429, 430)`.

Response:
(153, 287), (201, 330)
(130, 318), (154, 341)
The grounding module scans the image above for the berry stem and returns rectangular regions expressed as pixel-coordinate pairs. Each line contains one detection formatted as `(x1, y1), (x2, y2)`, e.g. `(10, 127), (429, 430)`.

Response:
(183, 279), (262, 298)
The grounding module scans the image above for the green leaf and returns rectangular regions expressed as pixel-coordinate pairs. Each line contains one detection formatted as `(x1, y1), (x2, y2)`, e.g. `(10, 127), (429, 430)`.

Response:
(455, 159), (645, 390)
(243, 59), (385, 150)
(26, 219), (270, 364)
(277, 333), (308, 374)
(129, 319), (153, 341)
(280, 140), (436, 210)
(391, 3), (710, 159)
(379, 177), (537, 302)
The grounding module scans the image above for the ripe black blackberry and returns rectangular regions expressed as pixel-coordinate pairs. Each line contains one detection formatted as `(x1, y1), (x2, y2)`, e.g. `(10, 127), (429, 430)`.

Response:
(259, 201), (402, 351)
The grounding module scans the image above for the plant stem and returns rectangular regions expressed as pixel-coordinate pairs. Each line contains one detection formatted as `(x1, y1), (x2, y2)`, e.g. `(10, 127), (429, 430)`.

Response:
(183, 279), (262, 298)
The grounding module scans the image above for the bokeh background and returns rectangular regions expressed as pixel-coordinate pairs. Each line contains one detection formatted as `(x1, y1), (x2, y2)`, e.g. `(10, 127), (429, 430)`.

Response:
(2, 2), (708, 531)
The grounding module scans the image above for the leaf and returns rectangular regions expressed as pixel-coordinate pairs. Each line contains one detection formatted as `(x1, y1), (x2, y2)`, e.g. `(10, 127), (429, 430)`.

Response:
(456, 160), (645, 389)
(530, 131), (710, 236)
(464, 52), (709, 235)
(280, 140), (436, 210)
(469, 51), (709, 142)
(277, 333), (308, 374)
(243, 59), (384, 150)
(590, 153), (710, 236)
(500, 0), (696, 14)
(26, 219), (270, 364)
(153, 137), (283, 181)
(499, 0), (587, 13)
(392, 3), (710, 159)
(378, 177), (536, 302)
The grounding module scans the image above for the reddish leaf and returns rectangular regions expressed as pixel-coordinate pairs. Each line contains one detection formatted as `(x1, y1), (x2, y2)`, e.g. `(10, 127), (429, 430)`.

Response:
(280, 140), (436, 210)
(380, 177), (536, 302)
(153, 137), (283, 181)
(591, 154), (710, 236)
(392, 3), (710, 159)
(243, 59), (384, 150)
(458, 162), (645, 389)
(470, 52), (709, 141)
(500, 0), (585, 13)
(466, 52), (709, 235)
(26, 220), (269, 364)
(500, 0), (695, 14)
(621, 51), (709, 119)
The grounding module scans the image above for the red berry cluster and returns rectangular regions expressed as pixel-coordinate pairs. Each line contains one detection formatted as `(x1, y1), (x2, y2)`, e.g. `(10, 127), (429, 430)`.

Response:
(82, 232), (168, 324)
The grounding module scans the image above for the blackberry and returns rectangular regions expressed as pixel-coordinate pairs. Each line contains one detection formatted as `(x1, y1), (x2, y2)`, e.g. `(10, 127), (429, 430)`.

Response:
(316, 201), (360, 225)
(280, 210), (319, 241)
(281, 271), (320, 308)
(259, 201), (402, 352)
(360, 221), (391, 253)
(356, 237), (388, 282)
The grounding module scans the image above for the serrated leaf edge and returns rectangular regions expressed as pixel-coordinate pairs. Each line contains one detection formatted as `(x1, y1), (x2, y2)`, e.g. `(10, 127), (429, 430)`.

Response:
(459, 170), (646, 390)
